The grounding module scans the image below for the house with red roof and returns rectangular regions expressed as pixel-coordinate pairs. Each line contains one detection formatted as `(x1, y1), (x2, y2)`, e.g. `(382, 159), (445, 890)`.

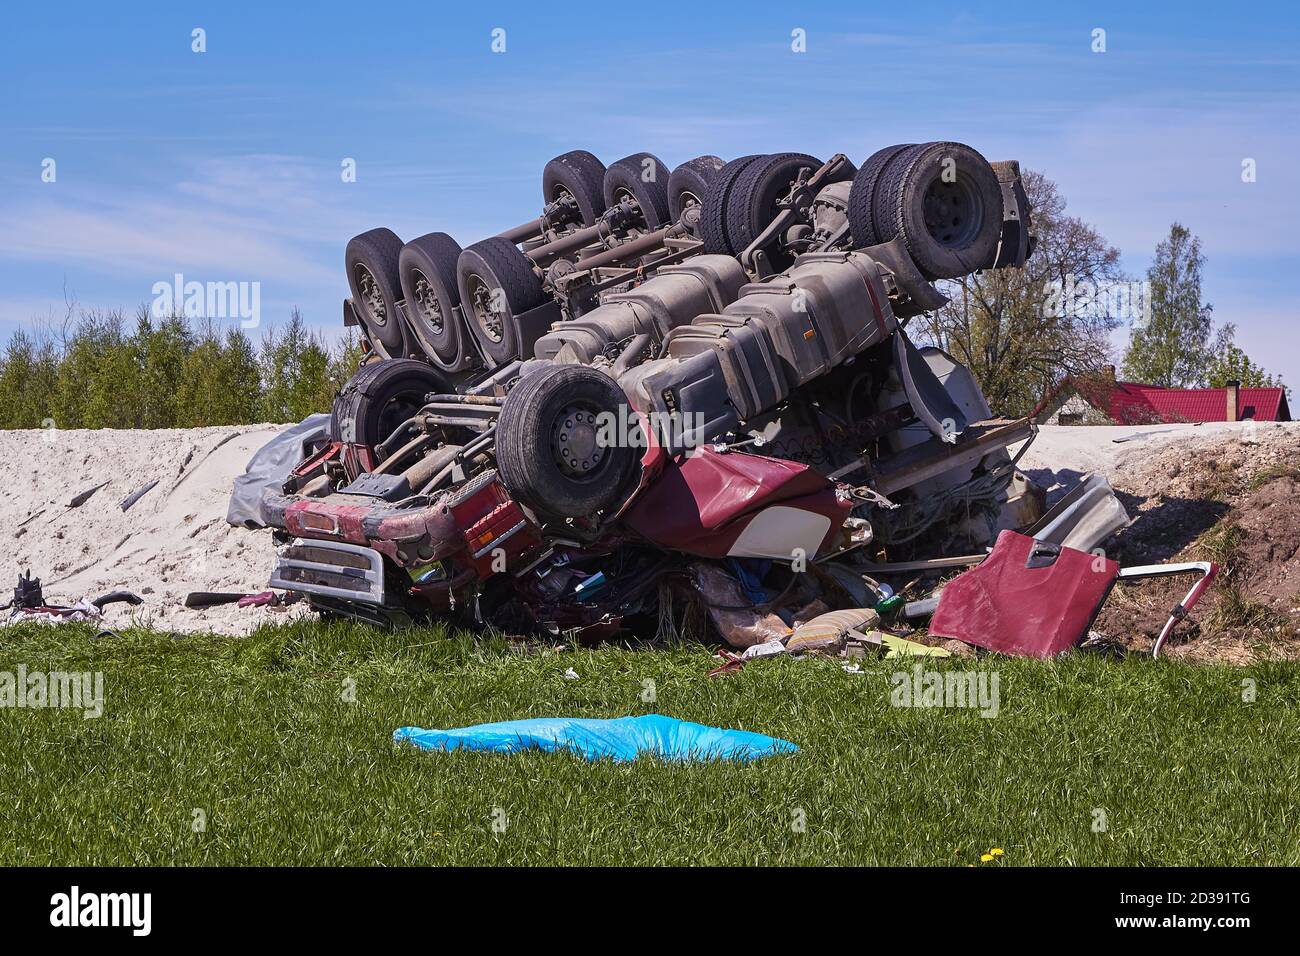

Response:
(1032, 367), (1291, 425)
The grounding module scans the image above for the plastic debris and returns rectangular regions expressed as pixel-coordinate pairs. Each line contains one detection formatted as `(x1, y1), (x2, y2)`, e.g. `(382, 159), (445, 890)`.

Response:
(394, 714), (798, 762)
(118, 479), (159, 512)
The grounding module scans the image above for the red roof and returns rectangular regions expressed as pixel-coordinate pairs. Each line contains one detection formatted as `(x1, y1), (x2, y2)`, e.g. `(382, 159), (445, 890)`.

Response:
(1033, 376), (1291, 424)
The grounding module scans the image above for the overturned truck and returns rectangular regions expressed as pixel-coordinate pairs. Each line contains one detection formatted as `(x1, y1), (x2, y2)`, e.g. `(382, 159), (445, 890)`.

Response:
(263, 143), (1046, 638)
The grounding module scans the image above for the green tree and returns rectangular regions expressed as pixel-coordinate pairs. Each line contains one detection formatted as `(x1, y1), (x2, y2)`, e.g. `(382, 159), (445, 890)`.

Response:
(175, 320), (227, 426)
(1121, 223), (1215, 388)
(914, 169), (1125, 416)
(133, 309), (194, 427)
(318, 327), (364, 412)
(260, 309), (335, 423)
(0, 330), (53, 428)
(1204, 333), (1287, 394)
(54, 310), (136, 428)
(215, 327), (264, 423)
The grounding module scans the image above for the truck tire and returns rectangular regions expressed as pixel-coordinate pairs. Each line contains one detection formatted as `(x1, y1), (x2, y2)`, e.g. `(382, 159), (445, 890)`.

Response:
(399, 232), (476, 372)
(668, 155), (725, 222)
(495, 364), (639, 518)
(346, 228), (410, 356)
(330, 358), (450, 460)
(542, 150), (607, 228)
(847, 143), (915, 248)
(725, 151), (823, 262)
(874, 142), (1004, 279)
(699, 154), (762, 255)
(456, 237), (547, 367)
(602, 153), (672, 230)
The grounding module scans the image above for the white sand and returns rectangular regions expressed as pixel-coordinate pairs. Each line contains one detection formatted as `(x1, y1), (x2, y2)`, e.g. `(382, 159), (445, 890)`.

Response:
(1016, 420), (1300, 501)
(2, 425), (308, 635)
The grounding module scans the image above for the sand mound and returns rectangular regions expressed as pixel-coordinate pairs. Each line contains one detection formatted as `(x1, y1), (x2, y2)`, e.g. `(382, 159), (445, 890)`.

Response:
(2, 425), (307, 635)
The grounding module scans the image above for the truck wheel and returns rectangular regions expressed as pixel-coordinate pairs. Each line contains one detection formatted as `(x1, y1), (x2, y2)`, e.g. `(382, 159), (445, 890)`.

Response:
(330, 358), (450, 460)
(847, 144), (915, 249)
(874, 142), (1004, 279)
(726, 151), (823, 262)
(346, 228), (410, 356)
(542, 150), (607, 228)
(399, 232), (477, 372)
(495, 364), (639, 518)
(668, 155), (725, 222)
(602, 153), (672, 230)
(699, 155), (762, 255)
(456, 237), (547, 367)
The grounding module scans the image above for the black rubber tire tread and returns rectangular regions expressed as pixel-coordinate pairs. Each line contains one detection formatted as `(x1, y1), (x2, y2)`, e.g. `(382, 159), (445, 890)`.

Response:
(398, 232), (469, 370)
(667, 155), (725, 222)
(329, 358), (450, 459)
(725, 151), (823, 256)
(698, 154), (763, 255)
(542, 150), (607, 227)
(345, 228), (409, 355)
(455, 237), (547, 366)
(601, 152), (672, 230)
(877, 141), (1004, 279)
(495, 364), (639, 518)
(847, 144), (915, 249)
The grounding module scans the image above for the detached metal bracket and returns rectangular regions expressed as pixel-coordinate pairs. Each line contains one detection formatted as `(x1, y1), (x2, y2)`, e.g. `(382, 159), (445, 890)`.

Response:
(1117, 561), (1220, 658)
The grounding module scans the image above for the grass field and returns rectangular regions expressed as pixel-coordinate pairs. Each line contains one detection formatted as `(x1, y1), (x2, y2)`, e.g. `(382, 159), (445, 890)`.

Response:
(1, 620), (1297, 866)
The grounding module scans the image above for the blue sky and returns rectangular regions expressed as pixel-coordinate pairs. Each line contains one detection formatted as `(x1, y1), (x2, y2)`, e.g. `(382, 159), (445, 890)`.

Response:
(3, 0), (1298, 384)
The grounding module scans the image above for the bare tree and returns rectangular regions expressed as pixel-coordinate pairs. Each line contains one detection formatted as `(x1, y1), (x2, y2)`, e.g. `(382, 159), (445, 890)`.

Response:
(912, 169), (1125, 416)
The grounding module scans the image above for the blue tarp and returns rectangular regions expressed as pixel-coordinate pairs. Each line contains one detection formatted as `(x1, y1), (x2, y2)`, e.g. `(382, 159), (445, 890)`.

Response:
(394, 714), (798, 763)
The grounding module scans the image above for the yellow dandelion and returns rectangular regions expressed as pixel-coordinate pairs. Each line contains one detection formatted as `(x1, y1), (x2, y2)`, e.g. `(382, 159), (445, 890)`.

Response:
(990, 848), (1004, 856)
(980, 853), (994, 862)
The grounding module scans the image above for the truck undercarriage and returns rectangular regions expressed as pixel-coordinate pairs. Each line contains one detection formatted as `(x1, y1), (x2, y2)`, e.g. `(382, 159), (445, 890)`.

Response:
(262, 143), (1049, 642)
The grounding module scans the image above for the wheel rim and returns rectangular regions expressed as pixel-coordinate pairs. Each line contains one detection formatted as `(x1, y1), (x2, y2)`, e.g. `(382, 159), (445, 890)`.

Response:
(923, 176), (982, 249)
(376, 393), (425, 458)
(613, 185), (651, 229)
(354, 264), (387, 327)
(551, 402), (606, 479)
(550, 186), (583, 224)
(411, 271), (443, 337)
(467, 273), (505, 343)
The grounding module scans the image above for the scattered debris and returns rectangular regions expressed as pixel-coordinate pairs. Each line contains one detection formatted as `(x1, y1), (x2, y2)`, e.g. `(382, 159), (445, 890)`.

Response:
(118, 479), (159, 513)
(68, 482), (110, 508)
(184, 590), (298, 610)
(3, 571), (141, 626)
(741, 638), (788, 660)
(929, 531), (1218, 658)
(788, 608), (880, 656)
(929, 532), (1118, 658)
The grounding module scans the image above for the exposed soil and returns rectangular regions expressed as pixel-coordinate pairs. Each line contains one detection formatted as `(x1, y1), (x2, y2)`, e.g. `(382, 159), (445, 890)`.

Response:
(1077, 423), (1300, 663)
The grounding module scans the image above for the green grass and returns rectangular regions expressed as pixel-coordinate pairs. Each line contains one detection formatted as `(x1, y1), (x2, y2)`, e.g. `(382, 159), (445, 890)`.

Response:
(1, 620), (1297, 865)
(1248, 462), (1300, 491)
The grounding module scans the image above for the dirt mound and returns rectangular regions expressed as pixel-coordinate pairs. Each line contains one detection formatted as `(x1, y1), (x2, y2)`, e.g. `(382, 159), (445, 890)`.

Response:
(1087, 423), (1300, 662)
